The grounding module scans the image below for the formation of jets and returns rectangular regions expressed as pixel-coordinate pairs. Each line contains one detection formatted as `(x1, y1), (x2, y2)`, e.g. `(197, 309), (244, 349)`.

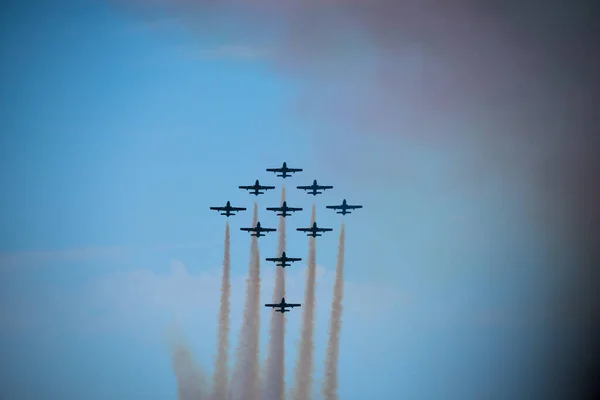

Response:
(210, 161), (363, 314)
(265, 297), (301, 313)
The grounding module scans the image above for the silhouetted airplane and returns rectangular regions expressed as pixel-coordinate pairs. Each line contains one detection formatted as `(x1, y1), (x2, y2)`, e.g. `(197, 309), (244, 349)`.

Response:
(296, 221), (333, 237)
(265, 297), (301, 313)
(326, 199), (363, 215)
(265, 251), (302, 268)
(266, 162), (303, 178)
(239, 179), (275, 196)
(210, 201), (247, 217)
(297, 179), (333, 196)
(240, 221), (276, 237)
(266, 201), (303, 217)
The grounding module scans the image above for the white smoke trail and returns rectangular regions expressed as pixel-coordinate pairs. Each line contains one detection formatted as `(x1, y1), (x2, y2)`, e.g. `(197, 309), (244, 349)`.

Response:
(211, 221), (231, 400)
(264, 186), (287, 400)
(292, 204), (317, 400)
(231, 203), (261, 400)
(322, 223), (346, 400)
(167, 328), (207, 400)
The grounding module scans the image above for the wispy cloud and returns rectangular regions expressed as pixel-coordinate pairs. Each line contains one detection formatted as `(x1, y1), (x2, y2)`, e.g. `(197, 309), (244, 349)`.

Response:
(0, 243), (207, 270)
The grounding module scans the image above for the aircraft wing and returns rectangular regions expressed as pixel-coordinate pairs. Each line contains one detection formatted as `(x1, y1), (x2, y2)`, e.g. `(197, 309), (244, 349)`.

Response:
(347, 205), (363, 209)
(317, 227), (333, 232)
(317, 185), (334, 189)
(287, 304), (301, 307)
(266, 168), (282, 172)
(265, 257), (281, 262)
(264, 304), (278, 307)
(325, 205), (342, 209)
(260, 185), (276, 189)
(210, 207), (225, 211)
(239, 185), (253, 189)
(240, 227), (254, 231)
(296, 185), (311, 189)
(288, 207), (303, 211)
(231, 206), (247, 211)
(287, 168), (302, 172)
(296, 228), (310, 232)
(265, 207), (282, 211)
(261, 228), (277, 232)
(288, 257), (302, 261)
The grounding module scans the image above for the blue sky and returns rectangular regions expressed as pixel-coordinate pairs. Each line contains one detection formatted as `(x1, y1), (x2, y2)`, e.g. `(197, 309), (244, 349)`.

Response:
(0, 2), (575, 399)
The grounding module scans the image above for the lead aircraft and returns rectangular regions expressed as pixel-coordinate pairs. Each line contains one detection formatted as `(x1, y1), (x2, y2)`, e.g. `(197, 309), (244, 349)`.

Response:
(266, 162), (303, 178)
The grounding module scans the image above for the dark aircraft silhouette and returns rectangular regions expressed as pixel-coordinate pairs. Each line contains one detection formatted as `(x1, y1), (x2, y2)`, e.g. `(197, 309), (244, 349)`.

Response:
(210, 201), (247, 217)
(265, 297), (301, 313)
(326, 199), (363, 215)
(265, 251), (302, 268)
(296, 221), (333, 237)
(266, 201), (303, 217)
(239, 179), (276, 196)
(240, 221), (276, 237)
(266, 162), (303, 178)
(297, 179), (333, 196)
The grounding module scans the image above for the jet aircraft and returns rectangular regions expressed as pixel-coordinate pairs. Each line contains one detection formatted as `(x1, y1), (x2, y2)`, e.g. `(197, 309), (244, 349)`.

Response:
(326, 199), (363, 215)
(296, 221), (333, 237)
(239, 179), (276, 196)
(265, 251), (302, 268)
(266, 162), (303, 178)
(297, 179), (333, 196)
(240, 221), (276, 237)
(210, 201), (247, 217)
(265, 297), (301, 313)
(266, 201), (303, 217)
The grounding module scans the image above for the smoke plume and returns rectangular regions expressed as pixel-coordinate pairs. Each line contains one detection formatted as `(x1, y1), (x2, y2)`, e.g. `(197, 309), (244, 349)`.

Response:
(211, 221), (231, 400)
(264, 186), (287, 400)
(167, 329), (207, 400)
(322, 223), (345, 400)
(231, 203), (262, 400)
(292, 204), (317, 400)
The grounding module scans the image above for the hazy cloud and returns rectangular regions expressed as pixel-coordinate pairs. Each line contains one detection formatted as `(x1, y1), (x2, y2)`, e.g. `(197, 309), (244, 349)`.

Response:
(173, 43), (269, 61)
(0, 242), (206, 270)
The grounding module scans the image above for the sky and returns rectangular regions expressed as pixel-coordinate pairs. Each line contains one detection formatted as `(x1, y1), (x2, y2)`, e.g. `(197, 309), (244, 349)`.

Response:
(1, 1), (598, 399)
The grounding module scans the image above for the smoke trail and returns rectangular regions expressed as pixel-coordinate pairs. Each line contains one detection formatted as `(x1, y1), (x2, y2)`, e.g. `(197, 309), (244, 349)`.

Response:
(167, 328), (207, 400)
(322, 223), (346, 400)
(292, 204), (317, 400)
(211, 222), (231, 400)
(231, 203), (261, 400)
(264, 186), (287, 400)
